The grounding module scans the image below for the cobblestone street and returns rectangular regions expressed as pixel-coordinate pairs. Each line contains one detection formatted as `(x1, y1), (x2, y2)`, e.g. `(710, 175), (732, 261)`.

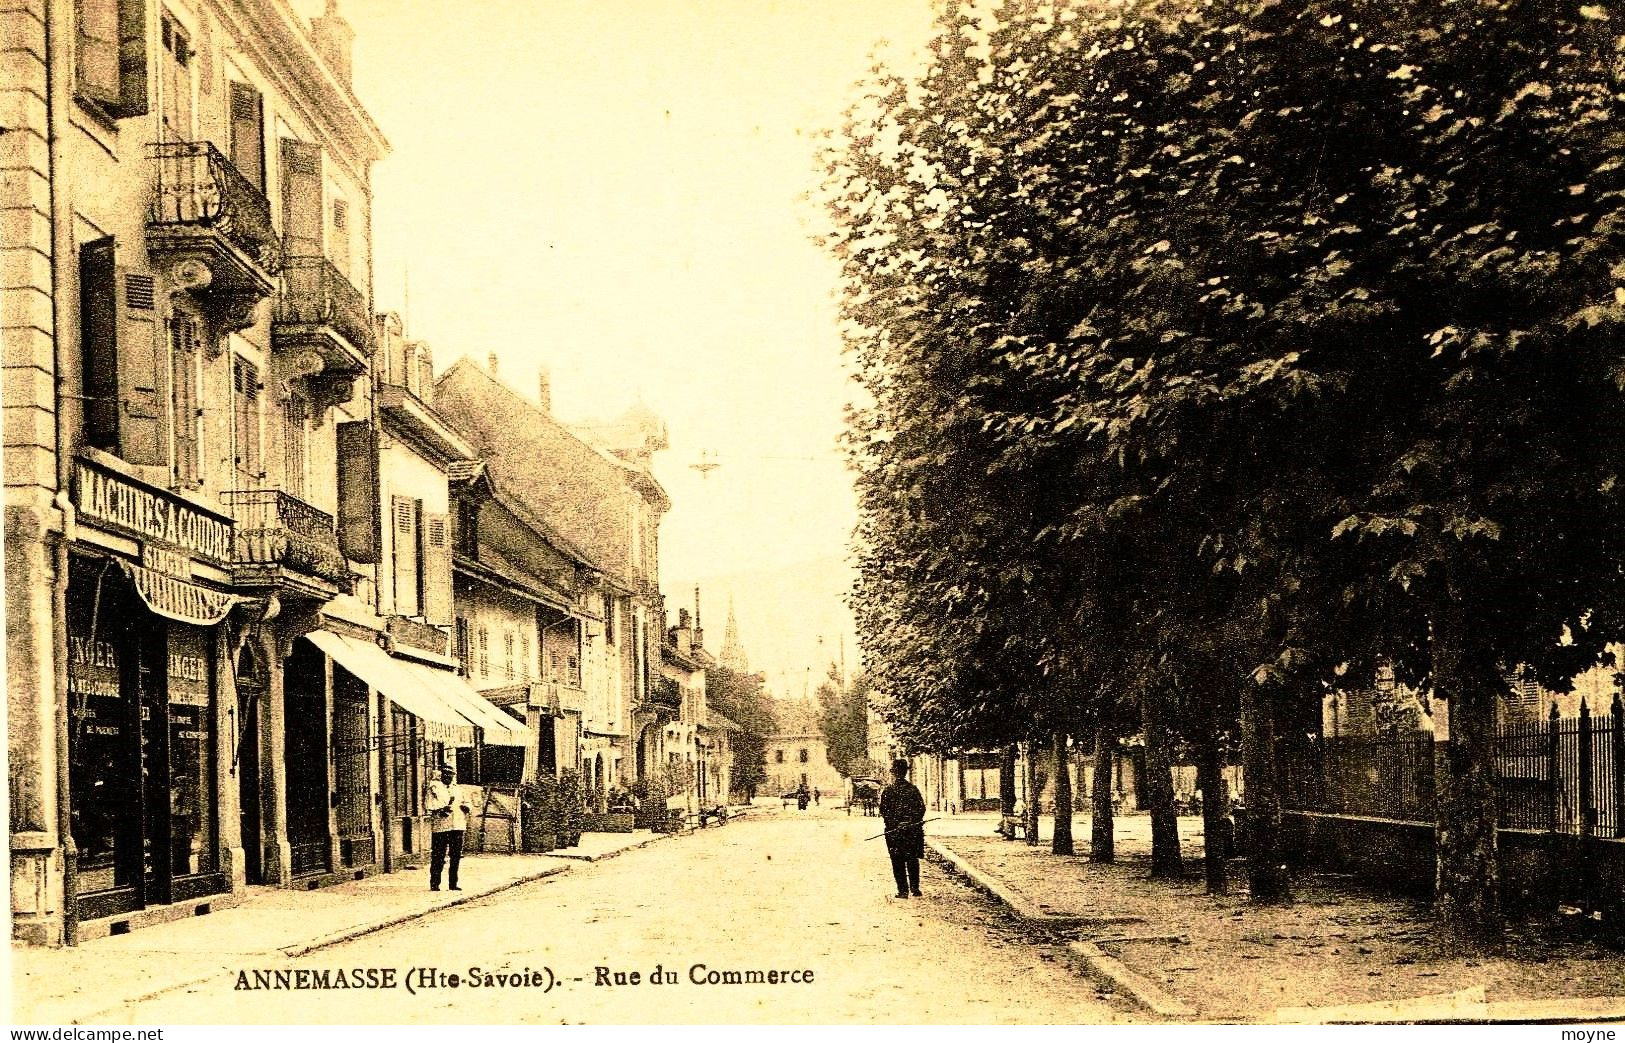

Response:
(36, 810), (1132, 1025)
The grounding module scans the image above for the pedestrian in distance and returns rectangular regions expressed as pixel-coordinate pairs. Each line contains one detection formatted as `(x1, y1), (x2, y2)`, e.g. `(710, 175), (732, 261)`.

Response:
(879, 757), (925, 898)
(814, 787), (821, 806)
(427, 763), (471, 891)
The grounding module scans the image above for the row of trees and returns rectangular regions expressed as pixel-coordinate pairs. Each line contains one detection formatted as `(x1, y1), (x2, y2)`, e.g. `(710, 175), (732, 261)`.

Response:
(821, 0), (1625, 935)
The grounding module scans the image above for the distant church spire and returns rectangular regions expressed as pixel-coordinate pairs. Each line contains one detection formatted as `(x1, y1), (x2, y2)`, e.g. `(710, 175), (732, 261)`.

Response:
(720, 595), (749, 673)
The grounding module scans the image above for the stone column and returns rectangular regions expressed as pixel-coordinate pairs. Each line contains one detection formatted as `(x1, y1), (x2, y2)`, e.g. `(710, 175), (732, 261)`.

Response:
(261, 628), (291, 886)
(215, 626), (245, 894)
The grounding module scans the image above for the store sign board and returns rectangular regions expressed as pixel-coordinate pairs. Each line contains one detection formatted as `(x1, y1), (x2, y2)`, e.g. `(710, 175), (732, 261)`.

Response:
(73, 459), (232, 566)
(141, 544), (194, 580)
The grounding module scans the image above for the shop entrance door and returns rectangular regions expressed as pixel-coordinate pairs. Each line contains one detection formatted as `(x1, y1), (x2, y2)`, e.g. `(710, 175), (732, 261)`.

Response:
(284, 641), (331, 877)
(332, 670), (374, 868)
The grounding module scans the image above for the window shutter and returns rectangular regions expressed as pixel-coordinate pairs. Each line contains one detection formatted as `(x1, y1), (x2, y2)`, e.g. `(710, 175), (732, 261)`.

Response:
(229, 82), (265, 190)
(280, 139), (324, 259)
(422, 512), (452, 625)
(170, 314), (201, 483)
(77, 0), (122, 105)
(335, 421), (378, 563)
(78, 239), (119, 451)
(391, 495), (420, 617)
(232, 357), (261, 478)
(117, 0), (149, 116)
(115, 266), (167, 466)
(330, 197), (350, 273)
(454, 618), (472, 676)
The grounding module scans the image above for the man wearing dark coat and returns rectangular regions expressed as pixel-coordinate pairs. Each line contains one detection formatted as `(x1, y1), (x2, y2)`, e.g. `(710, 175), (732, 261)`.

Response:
(878, 757), (926, 898)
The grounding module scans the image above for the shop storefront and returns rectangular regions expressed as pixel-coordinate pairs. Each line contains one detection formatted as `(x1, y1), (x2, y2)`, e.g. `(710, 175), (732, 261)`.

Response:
(66, 456), (241, 924)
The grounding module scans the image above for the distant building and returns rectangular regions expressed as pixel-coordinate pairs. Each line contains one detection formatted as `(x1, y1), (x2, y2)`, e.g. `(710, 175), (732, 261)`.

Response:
(763, 698), (844, 798)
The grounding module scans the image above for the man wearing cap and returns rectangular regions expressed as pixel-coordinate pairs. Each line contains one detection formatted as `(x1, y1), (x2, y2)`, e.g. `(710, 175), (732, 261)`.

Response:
(879, 757), (926, 898)
(426, 764), (471, 891)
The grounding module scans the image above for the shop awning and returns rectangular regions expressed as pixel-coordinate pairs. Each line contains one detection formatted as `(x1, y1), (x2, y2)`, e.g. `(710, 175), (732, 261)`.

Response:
(421, 668), (528, 747)
(305, 631), (473, 744)
(118, 561), (242, 625)
(304, 631), (526, 747)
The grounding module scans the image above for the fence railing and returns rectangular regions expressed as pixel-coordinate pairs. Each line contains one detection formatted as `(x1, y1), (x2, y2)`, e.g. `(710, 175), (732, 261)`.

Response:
(1280, 698), (1624, 838)
(275, 254), (375, 354)
(221, 488), (350, 586)
(147, 141), (281, 276)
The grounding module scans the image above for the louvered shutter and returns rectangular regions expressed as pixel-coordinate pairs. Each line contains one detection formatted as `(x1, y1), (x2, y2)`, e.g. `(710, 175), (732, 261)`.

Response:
(170, 314), (200, 483)
(279, 139), (324, 259)
(77, 0), (122, 105)
(335, 421), (378, 563)
(117, 0), (149, 116)
(422, 513), (452, 624)
(78, 239), (119, 451)
(232, 357), (261, 479)
(391, 495), (420, 617)
(454, 618), (472, 676)
(115, 267), (167, 466)
(229, 82), (265, 189)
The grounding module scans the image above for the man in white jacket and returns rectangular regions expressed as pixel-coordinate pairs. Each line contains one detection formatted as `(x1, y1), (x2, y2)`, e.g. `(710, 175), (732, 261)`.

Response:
(426, 764), (470, 891)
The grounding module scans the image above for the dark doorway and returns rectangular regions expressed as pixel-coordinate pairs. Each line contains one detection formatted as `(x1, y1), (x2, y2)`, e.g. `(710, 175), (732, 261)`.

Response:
(284, 640), (330, 877)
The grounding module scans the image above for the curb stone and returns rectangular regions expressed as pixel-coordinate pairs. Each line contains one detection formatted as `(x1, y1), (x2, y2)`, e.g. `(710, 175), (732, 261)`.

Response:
(1066, 941), (1198, 1019)
(924, 837), (1145, 927)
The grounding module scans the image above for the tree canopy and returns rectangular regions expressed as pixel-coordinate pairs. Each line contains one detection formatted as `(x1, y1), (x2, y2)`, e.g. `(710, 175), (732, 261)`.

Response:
(823, 0), (1625, 929)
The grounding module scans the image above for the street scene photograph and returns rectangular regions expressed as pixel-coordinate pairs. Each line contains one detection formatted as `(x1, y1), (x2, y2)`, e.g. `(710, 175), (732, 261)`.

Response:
(4, 0), (1625, 1029)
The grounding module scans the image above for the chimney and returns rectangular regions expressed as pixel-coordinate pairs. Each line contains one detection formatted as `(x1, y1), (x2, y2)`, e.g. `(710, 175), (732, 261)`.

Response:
(675, 608), (693, 655)
(310, 0), (355, 86)
(487, 352), (499, 376)
(537, 366), (551, 414)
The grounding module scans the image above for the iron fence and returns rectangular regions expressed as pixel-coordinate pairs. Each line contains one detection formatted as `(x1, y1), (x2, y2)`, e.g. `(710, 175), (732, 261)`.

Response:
(147, 140), (281, 275)
(1280, 698), (1623, 838)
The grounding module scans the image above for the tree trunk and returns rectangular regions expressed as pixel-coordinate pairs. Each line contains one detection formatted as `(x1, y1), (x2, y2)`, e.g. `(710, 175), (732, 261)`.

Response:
(1240, 684), (1291, 903)
(1196, 729), (1229, 895)
(996, 744), (1017, 840)
(1024, 741), (1041, 845)
(1091, 727), (1115, 862)
(1140, 688), (1184, 878)
(1432, 591), (1502, 939)
(1052, 730), (1075, 855)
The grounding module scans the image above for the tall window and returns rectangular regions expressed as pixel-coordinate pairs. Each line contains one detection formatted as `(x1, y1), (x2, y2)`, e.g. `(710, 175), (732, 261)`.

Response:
(798, 749), (809, 764)
(477, 625), (489, 679)
(518, 632), (530, 682)
(454, 617), (472, 677)
(232, 356), (262, 483)
(329, 196), (350, 273)
(504, 631), (515, 681)
(284, 391), (309, 499)
(169, 312), (201, 486)
(76, 0), (147, 118)
(390, 495), (421, 617)
(159, 12), (192, 141)
(229, 82), (266, 189)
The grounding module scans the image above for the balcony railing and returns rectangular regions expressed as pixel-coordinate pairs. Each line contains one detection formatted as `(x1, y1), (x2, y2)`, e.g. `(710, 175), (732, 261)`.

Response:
(276, 255), (375, 355)
(222, 488), (350, 587)
(147, 141), (281, 278)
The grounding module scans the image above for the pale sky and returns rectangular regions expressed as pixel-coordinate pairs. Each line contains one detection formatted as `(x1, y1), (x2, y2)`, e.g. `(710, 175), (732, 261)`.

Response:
(311, 0), (939, 689)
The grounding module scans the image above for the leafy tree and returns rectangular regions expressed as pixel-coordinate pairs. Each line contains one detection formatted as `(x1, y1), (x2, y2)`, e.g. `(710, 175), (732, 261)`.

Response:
(706, 665), (778, 800)
(825, 0), (1625, 935)
(816, 667), (873, 777)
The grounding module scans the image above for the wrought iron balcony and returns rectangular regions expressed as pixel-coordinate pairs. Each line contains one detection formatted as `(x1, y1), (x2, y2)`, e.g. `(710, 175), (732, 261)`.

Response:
(275, 255), (375, 358)
(222, 488), (351, 590)
(146, 142), (281, 329)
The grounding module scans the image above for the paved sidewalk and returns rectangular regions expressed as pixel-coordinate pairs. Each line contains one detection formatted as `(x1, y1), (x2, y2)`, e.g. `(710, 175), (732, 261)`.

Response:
(927, 813), (1625, 1023)
(11, 830), (670, 1025)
